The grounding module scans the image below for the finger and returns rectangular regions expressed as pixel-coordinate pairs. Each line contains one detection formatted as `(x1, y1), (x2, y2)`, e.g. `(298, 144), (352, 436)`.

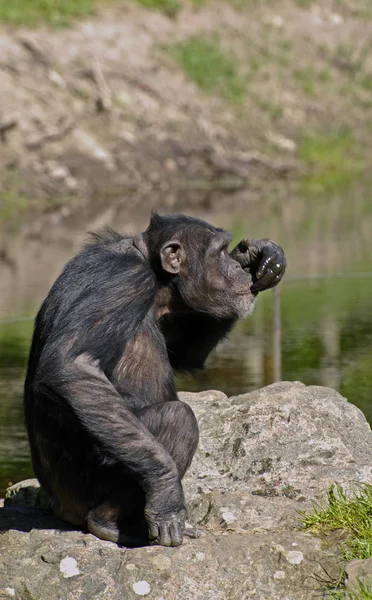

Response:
(252, 268), (284, 291)
(158, 523), (172, 547)
(251, 272), (282, 293)
(251, 259), (285, 292)
(256, 252), (282, 280)
(169, 520), (183, 547)
(148, 521), (159, 542)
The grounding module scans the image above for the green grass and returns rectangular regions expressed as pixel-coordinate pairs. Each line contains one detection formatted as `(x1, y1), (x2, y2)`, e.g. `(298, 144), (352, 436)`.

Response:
(295, 0), (312, 7)
(360, 74), (372, 92)
(349, 583), (372, 600)
(294, 68), (316, 96)
(134, 0), (181, 16)
(299, 130), (365, 193)
(258, 100), (283, 121)
(293, 66), (332, 96)
(169, 37), (246, 104)
(0, 187), (29, 231)
(328, 583), (372, 600)
(0, 0), (98, 27)
(300, 484), (372, 598)
(300, 484), (372, 561)
(0, 0), (206, 25)
(326, 580), (372, 600)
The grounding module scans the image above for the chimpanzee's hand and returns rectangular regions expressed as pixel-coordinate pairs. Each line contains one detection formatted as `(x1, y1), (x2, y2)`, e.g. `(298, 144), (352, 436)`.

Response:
(145, 479), (191, 547)
(146, 509), (186, 547)
(230, 238), (286, 293)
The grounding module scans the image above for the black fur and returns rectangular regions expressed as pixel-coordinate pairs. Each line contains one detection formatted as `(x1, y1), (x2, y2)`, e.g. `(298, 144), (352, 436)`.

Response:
(24, 213), (286, 547)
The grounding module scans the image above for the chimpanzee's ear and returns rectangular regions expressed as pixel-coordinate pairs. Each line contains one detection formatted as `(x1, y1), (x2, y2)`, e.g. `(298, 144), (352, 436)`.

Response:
(160, 241), (184, 274)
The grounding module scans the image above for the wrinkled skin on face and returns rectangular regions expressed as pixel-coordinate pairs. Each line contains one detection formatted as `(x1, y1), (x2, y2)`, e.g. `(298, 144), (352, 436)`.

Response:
(159, 224), (286, 319)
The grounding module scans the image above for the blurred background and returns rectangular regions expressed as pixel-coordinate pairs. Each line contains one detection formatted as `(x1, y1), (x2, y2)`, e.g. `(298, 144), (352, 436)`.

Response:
(0, 0), (371, 495)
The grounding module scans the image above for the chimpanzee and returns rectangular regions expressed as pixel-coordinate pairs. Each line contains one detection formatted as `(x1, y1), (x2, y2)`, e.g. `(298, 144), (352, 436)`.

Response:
(24, 213), (286, 547)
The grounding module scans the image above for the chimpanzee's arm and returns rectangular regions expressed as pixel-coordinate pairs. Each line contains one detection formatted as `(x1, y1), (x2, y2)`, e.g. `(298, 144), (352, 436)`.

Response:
(31, 244), (189, 546)
(42, 352), (187, 545)
(161, 313), (236, 371)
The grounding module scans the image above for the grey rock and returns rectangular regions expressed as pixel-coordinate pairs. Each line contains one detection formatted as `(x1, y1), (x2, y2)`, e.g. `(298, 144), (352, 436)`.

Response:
(0, 518), (340, 600)
(182, 382), (372, 532)
(5, 479), (51, 509)
(2, 382), (371, 599)
(346, 558), (372, 593)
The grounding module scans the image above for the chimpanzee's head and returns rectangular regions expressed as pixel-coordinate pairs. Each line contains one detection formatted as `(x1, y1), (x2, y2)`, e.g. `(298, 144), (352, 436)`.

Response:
(145, 213), (255, 319)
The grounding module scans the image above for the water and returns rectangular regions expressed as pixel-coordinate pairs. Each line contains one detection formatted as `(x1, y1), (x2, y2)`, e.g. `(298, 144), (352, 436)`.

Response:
(0, 321), (34, 496)
(1, 275), (372, 497)
(1, 181), (372, 497)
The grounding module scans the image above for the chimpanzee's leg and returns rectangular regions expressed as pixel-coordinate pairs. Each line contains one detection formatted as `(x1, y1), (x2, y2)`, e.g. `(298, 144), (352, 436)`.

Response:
(137, 400), (199, 478)
(87, 400), (199, 545)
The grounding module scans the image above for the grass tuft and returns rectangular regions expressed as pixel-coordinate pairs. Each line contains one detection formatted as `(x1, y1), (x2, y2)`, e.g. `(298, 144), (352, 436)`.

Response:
(0, 187), (28, 228)
(134, 0), (181, 17)
(299, 129), (365, 193)
(300, 484), (372, 561)
(0, 0), (199, 26)
(0, 0), (98, 27)
(300, 484), (372, 598)
(349, 582), (372, 600)
(169, 37), (246, 104)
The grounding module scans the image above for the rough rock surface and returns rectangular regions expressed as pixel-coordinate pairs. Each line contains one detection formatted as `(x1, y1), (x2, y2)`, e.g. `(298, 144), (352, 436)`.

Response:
(1, 382), (372, 600)
(183, 381), (372, 532)
(346, 558), (372, 593)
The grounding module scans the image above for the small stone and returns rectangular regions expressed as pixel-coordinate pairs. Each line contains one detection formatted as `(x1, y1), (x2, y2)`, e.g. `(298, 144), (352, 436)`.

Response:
(119, 129), (136, 143)
(5, 589), (15, 597)
(152, 555), (172, 570)
(273, 571), (285, 580)
(266, 131), (296, 152)
(330, 13), (343, 24)
(49, 70), (66, 87)
(269, 15), (284, 27)
(65, 176), (78, 191)
(116, 91), (132, 106)
(126, 563), (136, 570)
(133, 580), (151, 596)
(221, 510), (237, 524)
(50, 166), (69, 181)
(286, 551), (304, 565)
(164, 158), (178, 172)
(195, 552), (205, 562)
(59, 557), (80, 578)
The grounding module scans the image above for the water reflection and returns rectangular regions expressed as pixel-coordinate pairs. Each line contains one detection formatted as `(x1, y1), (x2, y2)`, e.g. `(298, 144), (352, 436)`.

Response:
(1, 275), (371, 496)
(177, 276), (372, 423)
(0, 322), (33, 496)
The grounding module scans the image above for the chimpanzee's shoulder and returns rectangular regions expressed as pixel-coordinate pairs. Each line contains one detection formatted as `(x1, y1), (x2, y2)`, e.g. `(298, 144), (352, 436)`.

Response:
(43, 235), (154, 318)
(83, 228), (130, 248)
(66, 234), (147, 274)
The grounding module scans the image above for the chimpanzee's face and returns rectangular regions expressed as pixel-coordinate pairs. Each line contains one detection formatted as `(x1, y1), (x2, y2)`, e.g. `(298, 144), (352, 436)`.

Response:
(160, 225), (256, 319)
